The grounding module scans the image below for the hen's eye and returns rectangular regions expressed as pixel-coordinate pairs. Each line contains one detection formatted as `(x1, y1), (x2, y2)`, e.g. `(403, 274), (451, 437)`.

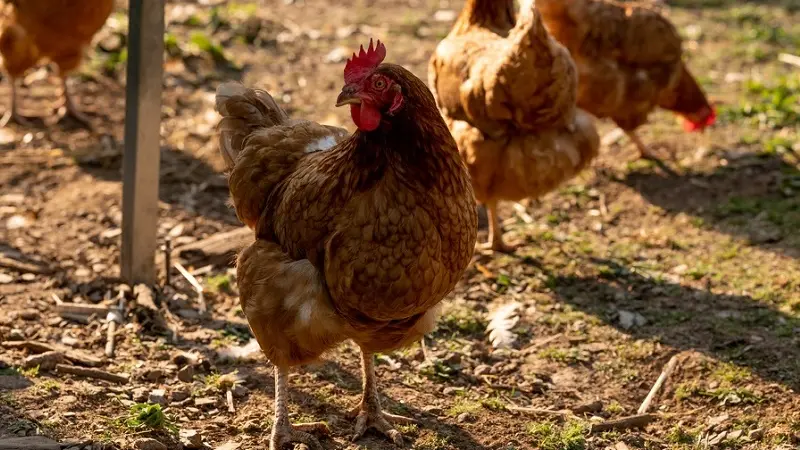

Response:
(374, 79), (386, 89)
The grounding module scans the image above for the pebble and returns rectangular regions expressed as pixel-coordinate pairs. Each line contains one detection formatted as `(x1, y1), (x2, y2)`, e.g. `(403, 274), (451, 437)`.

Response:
(231, 384), (249, 398)
(177, 365), (194, 382)
(131, 387), (149, 402)
(170, 389), (191, 402)
(456, 412), (475, 423)
(748, 428), (764, 441)
(18, 309), (40, 321)
(133, 438), (167, 450)
(149, 389), (167, 406)
(144, 369), (165, 382)
(179, 429), (203, 449)
(8, 329), (24, 341)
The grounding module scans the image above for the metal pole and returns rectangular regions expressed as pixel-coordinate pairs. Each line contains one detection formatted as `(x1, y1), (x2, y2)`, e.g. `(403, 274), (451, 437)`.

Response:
(121, 0), (165, 284)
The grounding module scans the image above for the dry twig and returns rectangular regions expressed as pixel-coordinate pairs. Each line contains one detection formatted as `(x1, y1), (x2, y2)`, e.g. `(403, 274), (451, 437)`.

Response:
(55, 364), (128, 384)
(174, 261), (207, 314)
(590, 414), (657, 433)
(638, 354), (680, 414)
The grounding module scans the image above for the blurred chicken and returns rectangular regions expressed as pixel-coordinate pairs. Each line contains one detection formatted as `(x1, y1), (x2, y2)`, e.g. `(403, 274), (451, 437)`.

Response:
(0, 0), (113, 128)
(430, 0), (599, 251)
(216, 40), (477, 449)
(537, 0), (715, 168)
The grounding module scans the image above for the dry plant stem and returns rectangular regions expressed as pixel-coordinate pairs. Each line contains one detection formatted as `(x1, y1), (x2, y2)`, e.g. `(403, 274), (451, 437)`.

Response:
(55, 364), (128, 384)
(590, 414), (657, 433)
(349, 350), (418, 445)
(508, 406), (571, 418)
(270, 365), (328, 450)
(174, 261), (207, 313)
(639, 354), (680, 414)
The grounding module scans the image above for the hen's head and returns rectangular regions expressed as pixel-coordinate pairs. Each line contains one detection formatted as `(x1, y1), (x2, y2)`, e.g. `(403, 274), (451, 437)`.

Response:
(682, 105), (717, 132)
(335, 39), (406, 132)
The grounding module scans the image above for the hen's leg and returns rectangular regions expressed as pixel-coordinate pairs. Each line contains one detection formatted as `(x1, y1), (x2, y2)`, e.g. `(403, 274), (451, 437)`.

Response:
(477, 201), (517, 253)
(270, 365), (329, 450)
(60, 77), (93, 130)
(625, 130), (677, 176)
(349, 350), (418, 445)
(0, 80), (34, 127)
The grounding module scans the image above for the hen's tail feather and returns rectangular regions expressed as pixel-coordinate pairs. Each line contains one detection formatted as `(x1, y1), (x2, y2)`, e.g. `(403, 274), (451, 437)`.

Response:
(215, 82), (289, 169)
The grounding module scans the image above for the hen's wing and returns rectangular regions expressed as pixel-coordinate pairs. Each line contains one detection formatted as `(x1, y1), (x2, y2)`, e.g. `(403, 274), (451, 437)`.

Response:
(216, 82), (348, 229)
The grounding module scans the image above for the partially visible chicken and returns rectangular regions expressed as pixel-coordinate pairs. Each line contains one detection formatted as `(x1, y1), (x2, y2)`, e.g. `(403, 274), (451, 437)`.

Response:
(216, 40), (477, 449)
(537, 0), (715, 167)
(430, 0), (599, 251)
(0, 0), (113, 128)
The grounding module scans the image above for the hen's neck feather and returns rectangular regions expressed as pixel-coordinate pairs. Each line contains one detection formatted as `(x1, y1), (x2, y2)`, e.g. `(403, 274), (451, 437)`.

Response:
(453, 0), (516, 35)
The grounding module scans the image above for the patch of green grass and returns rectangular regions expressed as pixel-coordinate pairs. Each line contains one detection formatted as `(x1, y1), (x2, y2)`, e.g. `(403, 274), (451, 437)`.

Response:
(414, 432), (451, 450)
(419, 360), (459, 382)
(206, 273), (233, 293)
(190, 32), (230, 65)
(434, 309), (485, 338)
(122, 403), (177, 434)
(32, 379), (60, 395)
(674, 382), (763, 405)
(605, 400), (624, 415)
(0, 365), (38, 378)
(480, 397), (506, 411)
(525, 421), (587, 450)
(712, 362), (752, 384)
(719, 76), (800, 130)
(666, 425), (698, 445)
(538, 347), (584, 364)
(446, 398), (482, 417)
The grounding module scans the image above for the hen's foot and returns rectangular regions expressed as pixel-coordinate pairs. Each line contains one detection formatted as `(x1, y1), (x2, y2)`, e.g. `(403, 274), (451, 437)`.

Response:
(476, 240), (518, 254)
(347, 403), (417, 445)
(637, 148), (679, 176)
(59, 106), (94, 131)
(269, 421), (329, 450)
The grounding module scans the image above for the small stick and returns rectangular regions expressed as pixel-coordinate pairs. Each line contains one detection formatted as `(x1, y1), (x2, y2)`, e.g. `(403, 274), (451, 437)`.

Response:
(226, 389), (235, 413)
(598, 193), (609, 218)
(508, 406), (571, 418)
(105, 291), (125, 358)
(56, 303), (110, 316)
(164, 237), (172, 287)
(778, 53), (800, 68)
(512, 203), (534, 224)
(638, 354), (680, 414)
(419, 337), (433, 362)
(173, 261), (206, 314)
(55, 364), (128, 384)
(590, 414), (657, 433)
(51, 293), (63, 305)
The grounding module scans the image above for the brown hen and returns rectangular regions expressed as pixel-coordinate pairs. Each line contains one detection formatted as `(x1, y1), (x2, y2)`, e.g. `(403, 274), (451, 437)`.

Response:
(537, 0), (715, 168)
(430, 0), (600, 251)
(216, 40), (477, 449)
(0, 0), (113, 127)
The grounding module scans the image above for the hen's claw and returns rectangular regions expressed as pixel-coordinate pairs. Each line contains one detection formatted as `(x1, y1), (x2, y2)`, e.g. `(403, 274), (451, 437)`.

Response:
(269, 421), (329, 450)
(476, 240), (518, 254)
(349, 404), (417, 445)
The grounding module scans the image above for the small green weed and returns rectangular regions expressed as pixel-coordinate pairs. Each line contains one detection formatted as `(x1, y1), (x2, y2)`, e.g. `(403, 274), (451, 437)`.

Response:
(525, 421), (587, 450)
(123, 403), (178, 433)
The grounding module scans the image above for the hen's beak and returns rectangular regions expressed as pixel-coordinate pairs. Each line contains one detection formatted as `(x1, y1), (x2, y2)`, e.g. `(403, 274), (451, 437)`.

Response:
(336, 87), (362, 107)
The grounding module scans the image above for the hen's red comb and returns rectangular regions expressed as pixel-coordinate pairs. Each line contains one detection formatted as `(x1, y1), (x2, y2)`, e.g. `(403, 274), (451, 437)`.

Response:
(344, 39), (386, 84)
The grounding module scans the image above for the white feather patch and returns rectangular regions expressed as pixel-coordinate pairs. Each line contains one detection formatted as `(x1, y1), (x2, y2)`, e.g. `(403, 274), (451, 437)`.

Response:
(305, 135), (337, 154)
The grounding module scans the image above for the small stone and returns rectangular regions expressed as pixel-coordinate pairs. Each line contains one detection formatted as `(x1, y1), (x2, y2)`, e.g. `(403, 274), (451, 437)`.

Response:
(144, 369), (165, 382)
(0, 436), (60, 450)
(172, 353), (192, 367)
(0, 273), (13, 284)
(707, 412), (729, 427)
(708, 431), (727, 446)
(133, 438), (167, 450)
(8, 329), (24, 341)
(216, 441), (241, 450)
(442, 386), (464, 395)
(231, 384), (248, 398)
(21, 273), (36, 281)
(24, 351), (64, 370)
(149, 389), (166, 406)
(194, 397), (216, 408)
(423, 405), (443, 415)
(748, 428), (764, 441)
(170, 389), (190, 402)
(456, 412), (474, 423)
(177, 365), (194, 383)
(433, 9), (457, 22)
(131, 387), (149, 402)
(18, 309), (40, 321)
(726, 429), (744, 441)
(179, 429), (203, 449)
(473, 364), (492, 377)
(617, 310), (646, 330)
(241, 419), (261, 433)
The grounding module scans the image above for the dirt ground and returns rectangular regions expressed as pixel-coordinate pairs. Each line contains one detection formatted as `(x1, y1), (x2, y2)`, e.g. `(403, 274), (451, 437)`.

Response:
(1, 0), (799, 449)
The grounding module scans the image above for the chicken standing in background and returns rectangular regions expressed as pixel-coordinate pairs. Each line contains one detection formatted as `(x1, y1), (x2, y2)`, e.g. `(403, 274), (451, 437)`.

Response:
(537, 0), (715, 168)
(429, 0), (599, 252)
(216, 40), (477, 449)
(0, 0), (113, 128)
